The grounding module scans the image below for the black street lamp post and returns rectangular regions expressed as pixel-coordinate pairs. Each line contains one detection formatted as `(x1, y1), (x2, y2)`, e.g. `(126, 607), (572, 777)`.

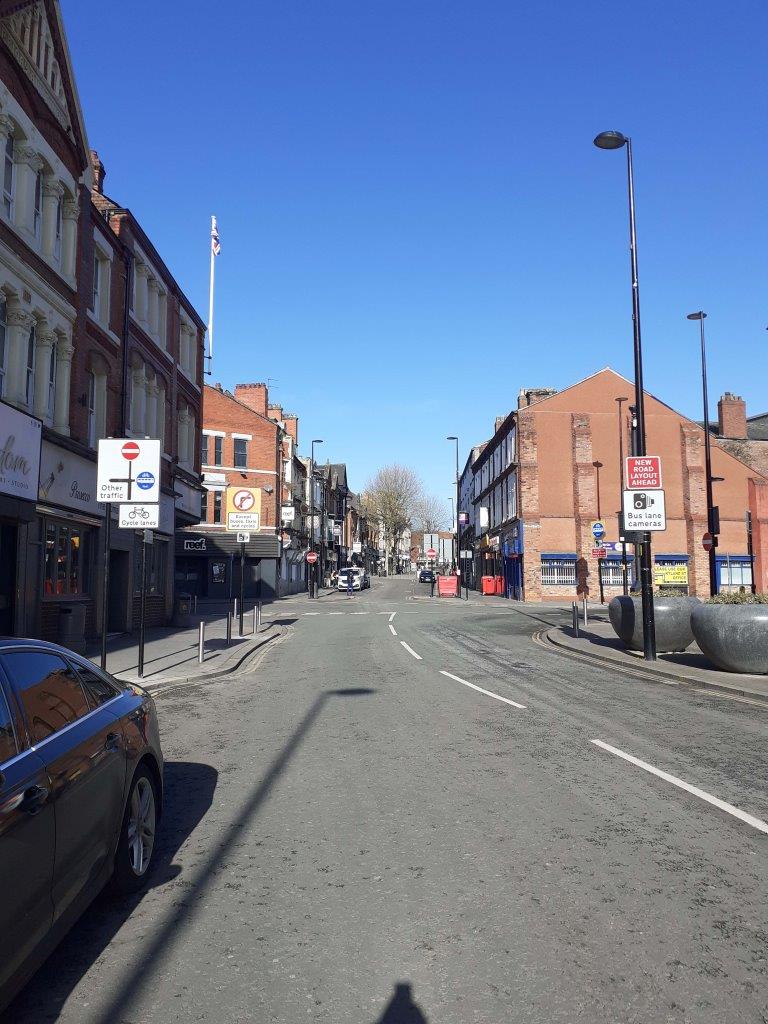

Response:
(309, 438), (323, 598)
(447, 436), (460, 591)
(686, 311), (718, 596)
(594, 130), (656, 660)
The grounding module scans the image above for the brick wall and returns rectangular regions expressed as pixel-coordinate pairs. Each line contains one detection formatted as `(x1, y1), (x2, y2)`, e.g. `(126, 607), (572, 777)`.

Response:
(234, 383), (268, 417)
(517, 410), (542, 600)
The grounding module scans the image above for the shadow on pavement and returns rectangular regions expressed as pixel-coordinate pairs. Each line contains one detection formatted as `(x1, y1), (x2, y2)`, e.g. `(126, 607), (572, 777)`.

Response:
(3, 760), (219, 1023)
(376, 982), (429, 1023)
(23, 686), (375, 1024)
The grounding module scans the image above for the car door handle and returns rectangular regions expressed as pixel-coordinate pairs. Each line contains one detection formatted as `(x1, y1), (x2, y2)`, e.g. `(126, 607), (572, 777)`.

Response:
(20, 784), (49, 814)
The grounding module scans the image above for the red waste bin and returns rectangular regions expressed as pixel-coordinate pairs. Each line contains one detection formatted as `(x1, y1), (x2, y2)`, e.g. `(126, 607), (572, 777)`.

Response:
(481, 576), (495, 595)
(437, 575), (458, 597)
(494, 576), (504, 595)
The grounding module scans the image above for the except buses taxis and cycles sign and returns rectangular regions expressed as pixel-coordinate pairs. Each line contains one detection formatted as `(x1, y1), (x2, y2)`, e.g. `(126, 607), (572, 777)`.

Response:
(97, 439), (161, 504)
(226, 486), (261, 532)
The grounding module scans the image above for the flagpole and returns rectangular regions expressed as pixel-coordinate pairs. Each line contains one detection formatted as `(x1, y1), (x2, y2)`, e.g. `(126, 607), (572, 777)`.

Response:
(207, 214), (216, 363)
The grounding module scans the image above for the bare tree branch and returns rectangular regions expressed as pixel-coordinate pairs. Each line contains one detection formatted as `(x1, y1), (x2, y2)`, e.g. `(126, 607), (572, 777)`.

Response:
(413, 495), (447, 533)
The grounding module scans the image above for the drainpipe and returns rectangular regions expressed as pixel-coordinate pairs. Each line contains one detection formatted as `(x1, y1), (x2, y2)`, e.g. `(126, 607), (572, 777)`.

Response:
(120, 246), (134, 435)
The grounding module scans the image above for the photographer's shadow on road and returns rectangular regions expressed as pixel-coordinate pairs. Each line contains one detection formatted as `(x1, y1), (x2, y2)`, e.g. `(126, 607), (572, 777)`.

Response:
(2, 760), (218, 1023)
(376, 981), (429, 1023)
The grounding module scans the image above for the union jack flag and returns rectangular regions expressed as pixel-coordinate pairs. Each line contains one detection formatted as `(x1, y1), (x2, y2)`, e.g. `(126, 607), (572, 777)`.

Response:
(211, 217), (221, 256)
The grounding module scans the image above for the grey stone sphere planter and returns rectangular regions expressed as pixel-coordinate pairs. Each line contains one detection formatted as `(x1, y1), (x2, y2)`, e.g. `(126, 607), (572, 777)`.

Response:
(691, 604), (768, 674)
(608, 595), (700, 653)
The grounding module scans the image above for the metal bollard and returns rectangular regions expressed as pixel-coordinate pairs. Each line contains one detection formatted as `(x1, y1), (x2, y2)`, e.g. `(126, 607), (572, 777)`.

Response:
(226, 611), (232, 647)
(252, 604), (258, 634)
(233, 598), (238, 621)
(258, 599), (262, 632)
(198, 621), (205, 663)
(572, 602), (580, 638)
(582, 596), (588, 626)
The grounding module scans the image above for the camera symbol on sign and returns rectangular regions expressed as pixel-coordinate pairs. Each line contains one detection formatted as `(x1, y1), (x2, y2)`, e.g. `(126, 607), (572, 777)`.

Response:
(633, 492), (656, 510)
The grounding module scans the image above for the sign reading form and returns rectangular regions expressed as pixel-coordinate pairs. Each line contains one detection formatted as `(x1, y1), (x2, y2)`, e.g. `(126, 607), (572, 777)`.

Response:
(0, 401), (41, 501)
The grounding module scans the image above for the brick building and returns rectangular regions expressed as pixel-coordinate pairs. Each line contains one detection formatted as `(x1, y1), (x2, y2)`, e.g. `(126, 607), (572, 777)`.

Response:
(178, 382), (282, 602)
(0, 2), (204, 644)
(461, 368), (768, 602)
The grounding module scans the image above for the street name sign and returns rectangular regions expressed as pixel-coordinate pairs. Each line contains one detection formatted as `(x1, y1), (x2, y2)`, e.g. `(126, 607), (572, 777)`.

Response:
(625, 455), (662, 489)
(236, 532), (251, 544)
(226, 486), (261, 531)
(118, 503), (160, 529)
(306, 551), (318, 564)
(97, 439), (161, 503)
(623, 489), (666, 531)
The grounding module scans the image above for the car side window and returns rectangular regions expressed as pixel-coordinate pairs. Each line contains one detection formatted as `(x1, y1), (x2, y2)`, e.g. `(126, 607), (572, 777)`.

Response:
(71, 662), (120, 707)
(1, 652), (91, 744)
(0, 686), (17, 764)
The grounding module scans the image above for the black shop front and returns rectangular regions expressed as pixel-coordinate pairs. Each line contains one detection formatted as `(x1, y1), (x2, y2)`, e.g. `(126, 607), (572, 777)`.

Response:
(175, 529), (281, 605)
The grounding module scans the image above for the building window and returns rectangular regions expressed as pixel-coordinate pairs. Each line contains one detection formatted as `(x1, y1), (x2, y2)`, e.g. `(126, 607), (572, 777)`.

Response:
(91, 255), (100, 314)
(3, 134), (14, 218)
(234, 437), (247, 468)
(600, 559), (628, 587)
(201, 489), (208, 521)
(86, 370), (96, 446)
(46, 341), (56, 421)
(213, 436), (222, 466)
(134, 538), (168, 596)
(25, 324), (35, 408)
(540, 555), (576, 586)
(43, 522), (89, 596)
(201, 434), (209, 464)
(213, 491), (222, 524)
(717, 556), (753, 590)
(0, 296), (6, 397)
(53, 196), (62, 261)
(33, 168), (43, 238)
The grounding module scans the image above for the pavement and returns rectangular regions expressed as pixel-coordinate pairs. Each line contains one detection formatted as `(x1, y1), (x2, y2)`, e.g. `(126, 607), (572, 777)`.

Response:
(7, 576), (768, 1024)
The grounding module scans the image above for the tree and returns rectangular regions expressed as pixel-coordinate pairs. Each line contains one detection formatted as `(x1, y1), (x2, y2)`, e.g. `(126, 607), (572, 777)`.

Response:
(363, 464), (423, 575)
(413, 495), (447, 533)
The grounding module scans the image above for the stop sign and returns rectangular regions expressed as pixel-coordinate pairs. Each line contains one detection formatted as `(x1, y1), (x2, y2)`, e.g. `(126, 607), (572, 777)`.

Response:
(306, 551), (318, 564)
(426, 548), (437, 559)
(702, 532), (713, 551)
(122, 440), (140, 461)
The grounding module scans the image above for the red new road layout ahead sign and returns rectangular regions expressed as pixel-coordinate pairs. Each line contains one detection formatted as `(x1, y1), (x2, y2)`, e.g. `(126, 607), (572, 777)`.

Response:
(626, 455), (662, 489)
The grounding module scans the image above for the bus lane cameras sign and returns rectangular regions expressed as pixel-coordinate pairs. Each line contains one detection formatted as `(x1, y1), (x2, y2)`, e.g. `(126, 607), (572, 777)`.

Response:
(622, 489), (666, 531)
(97, 439), (161, 504)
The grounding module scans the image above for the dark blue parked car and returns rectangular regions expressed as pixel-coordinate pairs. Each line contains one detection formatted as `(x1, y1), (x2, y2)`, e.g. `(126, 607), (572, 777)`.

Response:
(0, 639), (163, 1011)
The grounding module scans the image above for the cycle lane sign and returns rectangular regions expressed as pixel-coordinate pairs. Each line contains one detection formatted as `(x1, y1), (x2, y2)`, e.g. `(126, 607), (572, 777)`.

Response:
(118, 503), (160, 529)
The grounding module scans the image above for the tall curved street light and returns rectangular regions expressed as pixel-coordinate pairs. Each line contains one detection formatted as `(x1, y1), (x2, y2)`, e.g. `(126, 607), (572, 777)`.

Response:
(594, 130), (656, 659)
(309, 438), (323, 598)
(447, 436), (460, 581)
(687, 311), (718, 596)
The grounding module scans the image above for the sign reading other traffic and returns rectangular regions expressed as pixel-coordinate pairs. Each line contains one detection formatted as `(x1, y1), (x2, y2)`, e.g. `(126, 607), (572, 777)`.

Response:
(625, 456), (662, 489)
(226, 486), (261, 532)
(97, 439), (161, 503)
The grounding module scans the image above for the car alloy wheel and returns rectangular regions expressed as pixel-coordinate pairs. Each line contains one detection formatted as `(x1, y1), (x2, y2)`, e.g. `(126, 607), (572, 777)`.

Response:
(127, 775), (156, 876)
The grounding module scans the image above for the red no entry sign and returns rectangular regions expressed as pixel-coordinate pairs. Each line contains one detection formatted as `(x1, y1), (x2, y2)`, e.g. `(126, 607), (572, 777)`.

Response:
(306, 551), (318, 564)
(702, 532), (714, 551)
(122, 441), (140, 461)
(426, 548), (437, 559)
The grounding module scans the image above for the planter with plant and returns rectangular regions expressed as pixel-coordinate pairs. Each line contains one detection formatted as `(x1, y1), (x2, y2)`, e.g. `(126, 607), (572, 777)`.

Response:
(608, 594), (700, 653)
(690, 591), (768, 674)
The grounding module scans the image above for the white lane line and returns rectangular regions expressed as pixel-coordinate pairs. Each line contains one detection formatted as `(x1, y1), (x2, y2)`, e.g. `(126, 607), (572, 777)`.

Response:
(389, 612), (397, 622)
(388, 623), (398, 636)
(351, 612), (369, 615)
(328, 612), (345, 616)
(591, 739), (768, 836)
(440, 670), (527, 709)
(400, 641), (422, 660)
(305, 612), (320, 616)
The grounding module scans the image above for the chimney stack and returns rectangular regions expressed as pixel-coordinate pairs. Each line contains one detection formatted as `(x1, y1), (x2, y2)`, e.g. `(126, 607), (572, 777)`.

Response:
(717, 392), (747, 439)
(89, 150), (106, 194)
(283, 414), (299, 445)
(234, 383), (268, 417)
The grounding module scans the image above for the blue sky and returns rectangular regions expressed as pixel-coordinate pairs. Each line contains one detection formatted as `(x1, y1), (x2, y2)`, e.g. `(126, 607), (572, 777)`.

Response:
(64, 1), (767, 523)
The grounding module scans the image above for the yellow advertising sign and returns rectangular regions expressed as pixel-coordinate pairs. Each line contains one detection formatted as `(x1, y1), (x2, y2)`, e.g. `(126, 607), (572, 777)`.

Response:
(653, 562), (688, 586)
(225, 486), (262, 532)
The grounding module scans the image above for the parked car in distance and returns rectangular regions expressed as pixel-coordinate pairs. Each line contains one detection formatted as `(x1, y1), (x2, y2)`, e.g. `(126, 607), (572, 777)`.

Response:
(0, 640), (163, 1013)
(419, 569), (435, 583)
(338, 566), (369, 591)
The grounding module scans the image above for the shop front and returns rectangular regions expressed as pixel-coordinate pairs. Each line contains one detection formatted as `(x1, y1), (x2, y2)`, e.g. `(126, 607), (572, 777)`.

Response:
(175, 529), (281, 604)
(501, 523), (524, 600)
(0, 401), (42, 637)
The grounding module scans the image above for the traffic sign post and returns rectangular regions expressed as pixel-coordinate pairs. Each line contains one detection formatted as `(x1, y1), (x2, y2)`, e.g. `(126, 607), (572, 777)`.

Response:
(702, 532), (714, 552)
(625, 455), (662, 490)
(590, 520), (606, 542)
(306, 549), (318, 599)
(623, 489), (667, 531)
(118, 504), (160, 529)
(426, 547), (437, 560)
(226, 486), (261, 532)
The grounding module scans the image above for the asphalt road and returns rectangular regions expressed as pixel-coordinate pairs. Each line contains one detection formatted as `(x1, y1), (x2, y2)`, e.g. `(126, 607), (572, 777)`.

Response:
(6, 576), (768, 1023)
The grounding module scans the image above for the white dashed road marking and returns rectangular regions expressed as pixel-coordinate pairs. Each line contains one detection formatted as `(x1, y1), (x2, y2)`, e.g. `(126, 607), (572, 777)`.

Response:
(591, 739), (768, 835)
(439, 670), (527, 709)
(388, 624), (398, 636)
(400, 641), (422, 660)
(389, 612), (397, 622)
